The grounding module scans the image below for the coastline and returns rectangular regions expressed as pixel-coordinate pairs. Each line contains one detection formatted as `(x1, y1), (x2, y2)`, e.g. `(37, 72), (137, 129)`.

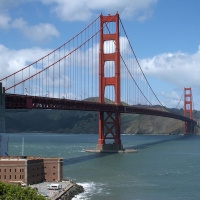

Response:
(58, 181), (84, 200)
(30, 180), (84, 200)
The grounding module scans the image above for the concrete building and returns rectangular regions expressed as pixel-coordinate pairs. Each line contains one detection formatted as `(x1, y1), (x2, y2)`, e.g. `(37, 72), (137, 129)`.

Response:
(0, 156), (63, 185)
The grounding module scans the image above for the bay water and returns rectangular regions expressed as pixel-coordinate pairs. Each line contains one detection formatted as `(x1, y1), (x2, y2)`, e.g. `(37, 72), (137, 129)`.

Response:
(8, 133), (200, 200)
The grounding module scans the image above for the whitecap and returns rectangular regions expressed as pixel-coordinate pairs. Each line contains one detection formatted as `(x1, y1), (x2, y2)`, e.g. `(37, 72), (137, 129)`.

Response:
(73, 182), (105, 200)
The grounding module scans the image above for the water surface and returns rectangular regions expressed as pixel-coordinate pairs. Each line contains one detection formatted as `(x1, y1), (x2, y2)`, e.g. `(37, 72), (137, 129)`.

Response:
(8, 133), (200, 200)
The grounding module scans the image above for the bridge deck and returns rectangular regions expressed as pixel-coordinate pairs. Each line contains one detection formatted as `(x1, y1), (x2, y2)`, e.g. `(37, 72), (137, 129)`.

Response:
(5, 94), (196, 124)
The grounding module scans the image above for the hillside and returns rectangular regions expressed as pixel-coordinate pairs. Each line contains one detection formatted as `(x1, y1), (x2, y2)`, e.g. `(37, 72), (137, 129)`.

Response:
(5, 107), (200, 134)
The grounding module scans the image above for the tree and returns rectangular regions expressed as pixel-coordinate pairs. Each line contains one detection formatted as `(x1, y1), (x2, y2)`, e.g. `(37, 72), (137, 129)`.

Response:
(0, 181), (47, 200)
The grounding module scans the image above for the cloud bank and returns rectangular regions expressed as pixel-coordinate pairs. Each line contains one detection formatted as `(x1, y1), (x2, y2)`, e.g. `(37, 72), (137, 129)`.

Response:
(40, 0), (157, 21)
(140, 46), (200, 88)
(0, 0), (59, 42)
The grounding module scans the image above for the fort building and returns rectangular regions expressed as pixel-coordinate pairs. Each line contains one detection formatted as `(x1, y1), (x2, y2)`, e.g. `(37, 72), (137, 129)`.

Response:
(0, 156), (63, 185)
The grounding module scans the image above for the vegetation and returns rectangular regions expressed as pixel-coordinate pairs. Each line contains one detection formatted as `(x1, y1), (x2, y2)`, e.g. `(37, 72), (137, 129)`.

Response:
(5, 106), (200, 134)
(0, 181), (46, 200)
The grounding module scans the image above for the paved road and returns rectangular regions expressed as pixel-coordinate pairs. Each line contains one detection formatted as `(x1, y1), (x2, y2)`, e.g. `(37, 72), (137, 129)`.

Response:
(30, 181), (70, 199)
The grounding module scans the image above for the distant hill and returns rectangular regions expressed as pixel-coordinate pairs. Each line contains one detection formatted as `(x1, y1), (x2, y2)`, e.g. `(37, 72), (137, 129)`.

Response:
(5, 105), (200, 134)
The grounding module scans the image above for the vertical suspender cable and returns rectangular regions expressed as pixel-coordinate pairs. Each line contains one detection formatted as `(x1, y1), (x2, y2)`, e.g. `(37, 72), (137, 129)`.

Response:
(64, 45), (66, 98)
(59, 48), (60, 98)
(88, 25), (89, 100)
(42, 59), (43, 97)
(53, 52), (55, 98)
(22, 70), (23, 95)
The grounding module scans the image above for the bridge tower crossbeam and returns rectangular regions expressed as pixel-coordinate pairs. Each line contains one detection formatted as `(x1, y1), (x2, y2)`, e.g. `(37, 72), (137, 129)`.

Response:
(97, 13), (123, 151)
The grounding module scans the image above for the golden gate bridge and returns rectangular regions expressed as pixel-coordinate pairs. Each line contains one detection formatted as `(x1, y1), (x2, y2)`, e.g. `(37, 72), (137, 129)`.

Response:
(0, 13), (196, 152)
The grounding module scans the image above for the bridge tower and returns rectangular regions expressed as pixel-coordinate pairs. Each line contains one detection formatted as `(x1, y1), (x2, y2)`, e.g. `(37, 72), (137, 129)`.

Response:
(184, 87), (194, 134)
(97, 13), (123, 151)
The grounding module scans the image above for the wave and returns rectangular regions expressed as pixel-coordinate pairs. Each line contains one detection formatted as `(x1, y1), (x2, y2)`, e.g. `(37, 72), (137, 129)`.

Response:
(73, 182), (106, 200)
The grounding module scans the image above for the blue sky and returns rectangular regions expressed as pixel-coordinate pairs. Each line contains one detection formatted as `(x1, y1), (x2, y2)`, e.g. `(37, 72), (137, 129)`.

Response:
(0, 0), (200, 109)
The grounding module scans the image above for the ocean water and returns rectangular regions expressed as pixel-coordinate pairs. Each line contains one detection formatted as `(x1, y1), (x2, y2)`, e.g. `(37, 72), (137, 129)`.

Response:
(8, 133), (200, 200)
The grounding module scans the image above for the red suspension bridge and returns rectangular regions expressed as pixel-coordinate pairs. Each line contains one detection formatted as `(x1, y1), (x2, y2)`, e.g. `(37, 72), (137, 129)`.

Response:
(0, 13), (196, 151)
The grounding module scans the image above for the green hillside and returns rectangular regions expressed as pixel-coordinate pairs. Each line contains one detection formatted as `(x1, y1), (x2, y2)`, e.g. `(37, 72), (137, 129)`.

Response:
(5, 107), (200, 134)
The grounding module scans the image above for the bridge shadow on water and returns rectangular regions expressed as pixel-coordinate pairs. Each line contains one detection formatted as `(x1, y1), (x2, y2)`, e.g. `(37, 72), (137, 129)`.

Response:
(63, 135), (192, 166)
(63, 152), (117, 166)
(125, 135), (187, 150)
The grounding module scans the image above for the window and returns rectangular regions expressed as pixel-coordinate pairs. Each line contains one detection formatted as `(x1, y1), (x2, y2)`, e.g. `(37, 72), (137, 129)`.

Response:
(10, 169), (11, 172)
(20, 175), (21, 179)
(0, 169), (1, 172)
(53, 173), (55, 175)
(15, 175), (16, 179)
(22, 175), (24, 179)
(10, 175), (11, 179)
(53, 166), (55, 168)
(15, 169), (16, 172)
(4, 175), (6, 179)
(4, 169), (6, 172)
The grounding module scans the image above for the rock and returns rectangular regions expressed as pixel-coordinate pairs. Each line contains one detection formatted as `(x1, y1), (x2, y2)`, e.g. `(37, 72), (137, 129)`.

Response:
(61, 183), (84, 200)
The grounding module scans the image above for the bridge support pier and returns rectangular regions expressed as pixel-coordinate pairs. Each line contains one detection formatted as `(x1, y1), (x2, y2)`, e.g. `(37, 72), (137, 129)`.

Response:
(95, 13), (124, 152)
(96, 111), (123, 152)
(0, 83), (5, 133)
(185, 122), (195, 134)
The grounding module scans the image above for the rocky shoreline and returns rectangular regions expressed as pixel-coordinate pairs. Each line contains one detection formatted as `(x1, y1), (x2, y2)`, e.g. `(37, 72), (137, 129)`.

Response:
(60, 182), (84, 200)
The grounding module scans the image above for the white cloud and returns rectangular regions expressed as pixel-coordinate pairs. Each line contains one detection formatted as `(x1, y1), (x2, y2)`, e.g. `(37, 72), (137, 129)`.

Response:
(0, 43), (98, 99)
(0, 16), (59, 42)
(0, 44), (51, 77)
(0, 0), (29, 29)
(0, 0), (25, 10)
(40, 0), (157, 21)
(0, 1), (59, 43)
(140, 46), (200, 89)
(11, 18), (59, 42)
(161, 91), (180, 100)
(0, 14), (11, 29)
(160, 91), (183, 108)
(138, 46), (200, 108)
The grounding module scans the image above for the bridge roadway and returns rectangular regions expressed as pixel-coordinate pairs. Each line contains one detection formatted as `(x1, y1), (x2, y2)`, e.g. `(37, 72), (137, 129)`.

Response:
(5, 93), (196, 125)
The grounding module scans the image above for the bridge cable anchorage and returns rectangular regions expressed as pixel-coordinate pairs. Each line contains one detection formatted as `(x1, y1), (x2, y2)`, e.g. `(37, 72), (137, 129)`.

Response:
(119, 17), (164, 107)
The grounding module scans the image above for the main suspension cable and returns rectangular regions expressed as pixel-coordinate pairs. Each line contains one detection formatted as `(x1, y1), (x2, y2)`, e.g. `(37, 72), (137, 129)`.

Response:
(119, 17), (163, 107)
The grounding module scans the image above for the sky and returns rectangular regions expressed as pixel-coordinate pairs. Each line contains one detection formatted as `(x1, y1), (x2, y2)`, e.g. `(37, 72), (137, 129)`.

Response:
(0, 0), (200, 109)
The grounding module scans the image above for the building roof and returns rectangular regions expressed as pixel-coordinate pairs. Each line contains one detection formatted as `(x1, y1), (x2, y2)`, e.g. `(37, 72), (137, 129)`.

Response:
(0, 156), (63, 161)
